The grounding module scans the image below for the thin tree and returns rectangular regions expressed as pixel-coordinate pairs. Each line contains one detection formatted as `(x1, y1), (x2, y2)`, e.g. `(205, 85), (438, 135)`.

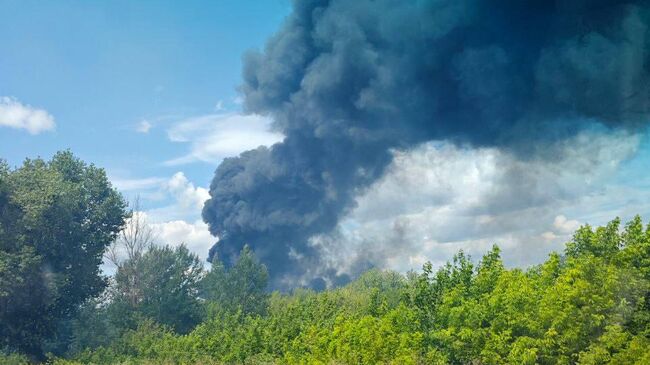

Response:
(105, 196), (156, 307)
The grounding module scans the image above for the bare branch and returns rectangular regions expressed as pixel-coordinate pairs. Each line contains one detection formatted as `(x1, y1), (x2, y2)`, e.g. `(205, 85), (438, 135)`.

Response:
(105, 196), (157, 269)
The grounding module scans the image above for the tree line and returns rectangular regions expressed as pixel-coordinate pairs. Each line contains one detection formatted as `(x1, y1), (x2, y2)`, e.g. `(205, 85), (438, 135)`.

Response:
(1, 152), (649, 364)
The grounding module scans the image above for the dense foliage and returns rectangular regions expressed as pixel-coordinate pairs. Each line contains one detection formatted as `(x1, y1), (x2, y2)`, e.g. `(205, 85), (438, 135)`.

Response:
(0, 152), (128, 359)
(201, 245), (270, 317)
(54, 217), (650, 364)
(110, 245), (205, 334)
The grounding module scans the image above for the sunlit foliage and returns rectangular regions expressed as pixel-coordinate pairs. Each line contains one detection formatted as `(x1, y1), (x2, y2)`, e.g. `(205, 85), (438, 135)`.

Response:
(55, 216), (650, 364)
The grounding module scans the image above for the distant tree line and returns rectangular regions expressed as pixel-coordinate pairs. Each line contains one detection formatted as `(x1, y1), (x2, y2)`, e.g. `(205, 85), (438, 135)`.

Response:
(1, 152), (649, 364)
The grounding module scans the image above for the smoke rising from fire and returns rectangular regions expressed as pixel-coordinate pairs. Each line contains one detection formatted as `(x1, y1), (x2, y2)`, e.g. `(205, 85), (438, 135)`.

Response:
(203, 0), (650, 288)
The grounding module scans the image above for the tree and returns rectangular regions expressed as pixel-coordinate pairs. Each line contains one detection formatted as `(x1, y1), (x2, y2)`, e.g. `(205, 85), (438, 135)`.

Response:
(105, 197), (156, 308)
(111, 244), (205, 333)
(202, 245), (269, 316)
(0, 152), (128, 358)
(65, 293), (120, 356)
(566, 218), (621, 259)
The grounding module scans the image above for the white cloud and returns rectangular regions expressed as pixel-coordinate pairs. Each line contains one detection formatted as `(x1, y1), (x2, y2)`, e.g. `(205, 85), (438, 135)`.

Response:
(151, 219), (214, 261)
(136, 120), (152, 133)
(164, 113), (284, 165)
(232, 96), (244, 105)
(111, 176), (166, 191)
(103, 213), (213, 274)
(146, 173), (213, 262)
(143, 173), (213, 262)
(121, 178), (205, 225)
(0, 96), (55, 134)
(553, 215), (581, 234)
(104, 172), (214, 269)
(322, 130), (642, 275)
(541, 231), (557, 241)
(163, 172), (210, 210)
(110, 171), (210, 223)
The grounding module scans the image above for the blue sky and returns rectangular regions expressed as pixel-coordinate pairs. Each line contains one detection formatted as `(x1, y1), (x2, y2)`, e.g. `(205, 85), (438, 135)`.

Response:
(0, 0), (291, 263)
(2, 0), (650, 272)
(0, 0), (289, 185)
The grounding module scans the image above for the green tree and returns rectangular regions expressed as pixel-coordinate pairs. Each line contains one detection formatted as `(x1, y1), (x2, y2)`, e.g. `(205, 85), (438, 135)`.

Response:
(110, 244), (205, 334)
(566, 218), (621, 259)
(44, 215), (650, 364)
(202, 244), (269, 316)
(0, 152), (127, 358)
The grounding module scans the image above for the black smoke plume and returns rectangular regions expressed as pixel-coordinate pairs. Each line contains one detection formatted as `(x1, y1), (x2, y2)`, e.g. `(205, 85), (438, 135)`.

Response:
(203, 0), (650, 289)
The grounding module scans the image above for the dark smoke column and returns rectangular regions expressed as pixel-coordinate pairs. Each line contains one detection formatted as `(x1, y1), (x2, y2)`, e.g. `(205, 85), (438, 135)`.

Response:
(203, 0), (650, 289)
